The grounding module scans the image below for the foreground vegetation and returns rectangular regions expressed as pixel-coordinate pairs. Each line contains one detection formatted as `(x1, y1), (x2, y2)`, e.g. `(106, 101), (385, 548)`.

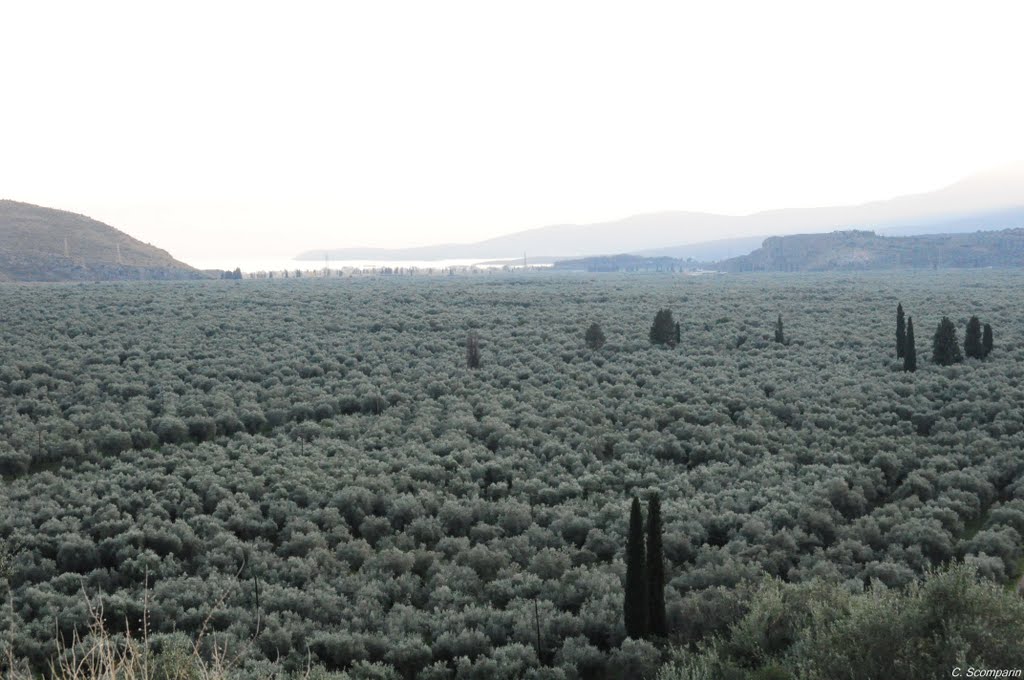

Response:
(2, 271), (1024, 677)
(5, 565), (1017, 680)
(658, 564), (1024, 680)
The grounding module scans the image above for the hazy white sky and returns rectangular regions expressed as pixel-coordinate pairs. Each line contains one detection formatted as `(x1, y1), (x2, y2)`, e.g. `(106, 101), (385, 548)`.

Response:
(2, 1), (1023, 260)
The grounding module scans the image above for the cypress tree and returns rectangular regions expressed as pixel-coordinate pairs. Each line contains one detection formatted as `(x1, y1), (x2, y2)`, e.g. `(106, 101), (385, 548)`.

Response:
(646, 495), (666, 637)
(896, 303), (906, 358)
(983, 323), (994, 358)
(649, 310), (677, 347)
(964, 316), (983, 359)
(774, 314), (785, 344)
(932, 316), (963, 366)
(674, 321), (681, 347)
(624, 497), (648, 639)
(584, 323), (606, 350)
(904, 317), (917, 372)
(466, 332), (481, 369)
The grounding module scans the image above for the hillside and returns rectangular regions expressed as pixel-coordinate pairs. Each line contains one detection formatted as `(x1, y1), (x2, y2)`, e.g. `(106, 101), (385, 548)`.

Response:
(296, 163), (1024, 262)
(719, 228), (1024, 272)
(0, 200), (201, 281)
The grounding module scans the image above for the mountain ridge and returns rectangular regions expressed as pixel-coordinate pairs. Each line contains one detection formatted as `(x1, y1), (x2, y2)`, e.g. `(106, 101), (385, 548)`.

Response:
(297, 163), (1024, 262)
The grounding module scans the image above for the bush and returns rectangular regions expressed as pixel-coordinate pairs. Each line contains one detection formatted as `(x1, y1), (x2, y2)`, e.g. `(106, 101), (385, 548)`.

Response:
(96, 426), (133, 455)
(152, 416), (189, 444)
(657, 565), (1024, 680)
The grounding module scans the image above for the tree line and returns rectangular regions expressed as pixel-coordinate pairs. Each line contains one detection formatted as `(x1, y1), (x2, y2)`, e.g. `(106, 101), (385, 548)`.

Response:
(896, 302), (994, 372)
(461, 303), (999, 372)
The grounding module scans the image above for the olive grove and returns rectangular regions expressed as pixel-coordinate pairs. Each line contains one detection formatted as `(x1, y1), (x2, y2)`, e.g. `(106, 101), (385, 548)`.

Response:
(1, 270), (1023, 678)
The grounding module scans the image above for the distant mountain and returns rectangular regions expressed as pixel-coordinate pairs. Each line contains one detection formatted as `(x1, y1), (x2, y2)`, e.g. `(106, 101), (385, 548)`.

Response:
(636, 205), (1024, 262)
(298, 163), (1024, 262)
(718, 228), (1024, 272)
(875, 206), (1024, 237)
(298, 211), (730, 262)
(0, 200), (202, 281)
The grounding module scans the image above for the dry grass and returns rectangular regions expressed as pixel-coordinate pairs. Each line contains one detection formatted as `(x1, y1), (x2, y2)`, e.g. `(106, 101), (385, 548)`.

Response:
(3, 589), (233, 680)
(0, 567), (305, 680)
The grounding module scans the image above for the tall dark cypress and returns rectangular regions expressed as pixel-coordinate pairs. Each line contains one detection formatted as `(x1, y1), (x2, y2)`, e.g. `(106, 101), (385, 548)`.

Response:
(983, 323), (994, 358)
(896, 303), (906, 358)
(646, 495), (666, 637)
(964, 316), (983, 360)
(774, 314), (785, 344)
(466, 332), (481, 369)
(904, 317), (917, 373)
(624, 497), (648, 639)
(932, 316), (963, 366)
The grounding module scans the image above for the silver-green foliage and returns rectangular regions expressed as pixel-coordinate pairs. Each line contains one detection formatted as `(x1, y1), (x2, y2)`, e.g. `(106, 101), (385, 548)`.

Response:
(1, 271), (1023, 676)
(657, 565), (1024, 680)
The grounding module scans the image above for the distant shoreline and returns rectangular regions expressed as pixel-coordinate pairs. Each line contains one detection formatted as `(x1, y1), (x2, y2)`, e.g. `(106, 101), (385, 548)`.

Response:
(185, 256), (554, 274)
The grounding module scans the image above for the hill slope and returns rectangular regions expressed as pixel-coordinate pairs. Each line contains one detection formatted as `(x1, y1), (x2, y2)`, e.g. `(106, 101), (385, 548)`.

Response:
(718, 228), (1024, 272)
(297, 163), (1024, 261)
(0, 200), (201, 281)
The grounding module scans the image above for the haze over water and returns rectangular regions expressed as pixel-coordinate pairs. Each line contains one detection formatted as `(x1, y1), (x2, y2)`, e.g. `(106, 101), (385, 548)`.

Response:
(185, 257), (528, 273)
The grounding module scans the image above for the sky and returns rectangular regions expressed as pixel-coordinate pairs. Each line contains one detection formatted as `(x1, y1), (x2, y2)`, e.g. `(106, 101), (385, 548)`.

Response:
(2, 1), (1023, 262)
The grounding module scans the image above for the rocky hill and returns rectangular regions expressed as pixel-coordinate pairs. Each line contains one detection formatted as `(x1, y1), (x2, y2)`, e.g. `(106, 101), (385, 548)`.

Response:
(718, 228), (1024, 272)
(0, 200), (202, 281)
